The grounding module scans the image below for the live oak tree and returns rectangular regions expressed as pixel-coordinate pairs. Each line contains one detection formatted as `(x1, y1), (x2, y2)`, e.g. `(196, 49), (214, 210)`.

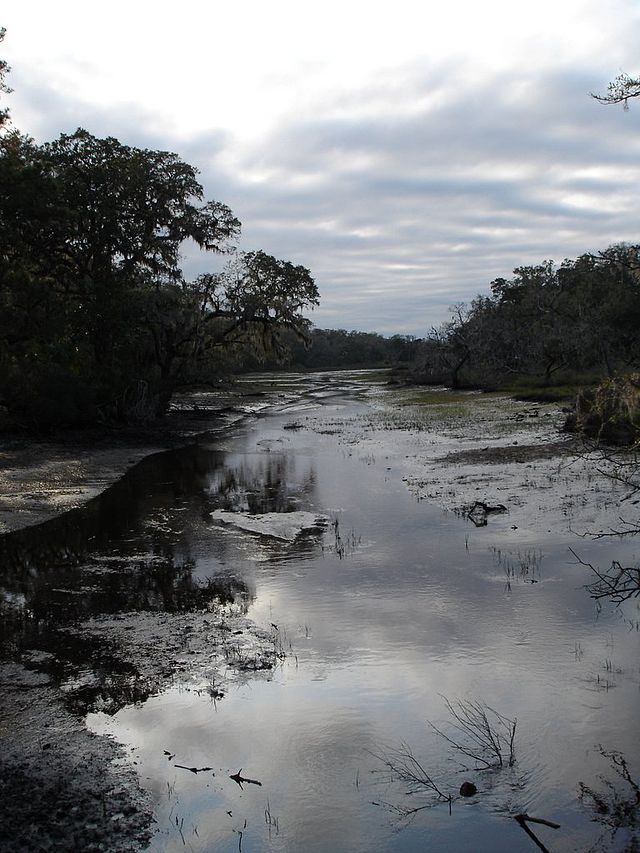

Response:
(414, 245), (640, 391)
(142, 250), (319, 414)
(0, 129), (318, 426)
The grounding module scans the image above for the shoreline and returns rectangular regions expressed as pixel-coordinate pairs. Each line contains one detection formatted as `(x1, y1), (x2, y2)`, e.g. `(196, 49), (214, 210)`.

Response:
(0, 387), (274, 534)
(0, 378), (631, 852)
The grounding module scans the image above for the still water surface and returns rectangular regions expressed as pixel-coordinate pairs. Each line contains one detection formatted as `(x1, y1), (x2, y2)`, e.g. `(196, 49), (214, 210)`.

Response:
(4, 373), (640, 851)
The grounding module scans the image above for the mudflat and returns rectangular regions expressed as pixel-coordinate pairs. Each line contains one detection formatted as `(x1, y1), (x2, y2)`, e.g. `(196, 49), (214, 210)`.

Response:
(0, 374), (635, 852)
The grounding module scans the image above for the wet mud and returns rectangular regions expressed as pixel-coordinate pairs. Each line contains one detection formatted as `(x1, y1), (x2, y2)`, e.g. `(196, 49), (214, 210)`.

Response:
(0, 374), (637, 852)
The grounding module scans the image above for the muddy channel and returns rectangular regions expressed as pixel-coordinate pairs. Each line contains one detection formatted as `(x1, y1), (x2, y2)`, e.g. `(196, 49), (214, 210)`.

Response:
(0, 371), (639, 852)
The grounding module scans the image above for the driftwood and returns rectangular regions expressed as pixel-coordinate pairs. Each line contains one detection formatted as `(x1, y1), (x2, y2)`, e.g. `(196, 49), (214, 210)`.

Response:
(514, 813), (561, 852)
(175, 764), (214, 774)
(467, 501), (508, 527)
(230, 769), (262, 788)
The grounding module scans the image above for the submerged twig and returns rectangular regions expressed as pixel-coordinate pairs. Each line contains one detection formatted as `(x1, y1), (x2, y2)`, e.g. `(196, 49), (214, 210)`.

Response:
(571, 548), (640, 604)
(514, 813), (560, 853)
(230, 769), (262, 789)
(579, 745), (640, 834)
(428, 696), (517, 770)
(372, 741), (451, 804)
(174, 764), (214, 774)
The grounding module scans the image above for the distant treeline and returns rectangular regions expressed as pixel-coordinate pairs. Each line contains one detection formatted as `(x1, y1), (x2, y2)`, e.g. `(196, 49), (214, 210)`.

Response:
(242, 327), (421, 371)
(0, 33), (325, 430)
(2, 36), (639, 429)
(254, 244), (640, 391)
(407, 245), (640, 391)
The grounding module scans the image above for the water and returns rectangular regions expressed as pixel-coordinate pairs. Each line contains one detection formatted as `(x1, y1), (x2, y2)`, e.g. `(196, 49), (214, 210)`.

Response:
(2, 372), (639, 851)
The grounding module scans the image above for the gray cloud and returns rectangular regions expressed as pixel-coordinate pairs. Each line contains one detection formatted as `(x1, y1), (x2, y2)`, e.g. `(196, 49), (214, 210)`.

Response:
(6, 60), (640, 335)
(198, 67), (640, 333)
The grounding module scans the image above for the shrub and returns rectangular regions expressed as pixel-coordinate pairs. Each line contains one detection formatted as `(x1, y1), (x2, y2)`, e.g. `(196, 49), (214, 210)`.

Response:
(565, 374), (640, 445)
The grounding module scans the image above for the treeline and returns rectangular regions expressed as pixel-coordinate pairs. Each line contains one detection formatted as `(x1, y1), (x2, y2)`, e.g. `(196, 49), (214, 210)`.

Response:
(410, 245), (640, 390)
(0, 32), (320, 429)
(0, 129), (319, 428)
(3, 31), (639, 430)
(242, 327), (420, 371)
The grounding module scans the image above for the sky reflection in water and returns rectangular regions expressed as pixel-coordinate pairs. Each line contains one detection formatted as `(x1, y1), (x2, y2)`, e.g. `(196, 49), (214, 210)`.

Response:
(5, 377), (637, 852)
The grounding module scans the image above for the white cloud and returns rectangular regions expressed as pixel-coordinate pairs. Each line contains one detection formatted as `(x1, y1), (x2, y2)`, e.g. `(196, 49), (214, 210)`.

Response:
(3, 0), (640, 333)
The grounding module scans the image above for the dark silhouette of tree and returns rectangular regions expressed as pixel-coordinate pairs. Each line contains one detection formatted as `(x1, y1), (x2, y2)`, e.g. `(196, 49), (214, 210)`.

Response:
(0, 27), (11, 128)
(142, 250), (318, 413)
(409, 245), (640, 391)
(0, 129), (318, 425)
(592, 73), (640, 109)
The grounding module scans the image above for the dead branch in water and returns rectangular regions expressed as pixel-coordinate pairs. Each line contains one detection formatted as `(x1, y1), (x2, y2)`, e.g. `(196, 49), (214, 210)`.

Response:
(579, 745), (640, 834)
(428, 696), (517, 770)
(230, 769), (262, 789)
(514, 814), (561, 853)
(371, 740), (452, 815)
(371, 696), (517, 822)
(571, 548), (640, 604)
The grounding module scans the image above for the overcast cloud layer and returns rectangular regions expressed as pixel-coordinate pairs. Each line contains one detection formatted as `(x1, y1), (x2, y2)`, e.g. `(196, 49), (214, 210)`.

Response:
(3, 1), (640, 334)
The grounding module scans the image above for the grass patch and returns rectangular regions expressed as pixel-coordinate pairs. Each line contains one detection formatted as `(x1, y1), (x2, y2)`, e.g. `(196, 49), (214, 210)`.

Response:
(393, 388), (491, 407)
(509, 385), (579, 403)
(346, 369), (394, 385)
(503, 374), (603, 404)
(504, 384), (584, 403)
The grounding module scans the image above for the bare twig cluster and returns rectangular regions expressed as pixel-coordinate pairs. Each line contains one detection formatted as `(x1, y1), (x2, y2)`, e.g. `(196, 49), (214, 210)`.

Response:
(579, 746), (640, 837)
(571, 548), (640, 605)
(428, 697), (517, 770)
(571, 439), (640, 604)
(588, 442), (640, 515)
(371, 741), (452, 816)
(371, 697), (517, 821)
(592, 73), (640, 110)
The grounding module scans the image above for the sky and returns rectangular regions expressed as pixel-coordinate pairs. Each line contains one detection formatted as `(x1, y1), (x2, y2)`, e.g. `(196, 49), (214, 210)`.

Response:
(2, 1), (640, 335)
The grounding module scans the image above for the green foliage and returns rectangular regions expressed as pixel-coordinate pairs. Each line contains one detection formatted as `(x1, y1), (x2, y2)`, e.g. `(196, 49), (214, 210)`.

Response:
(395, 389), (479, 406)
(249, 328), (419, 371)
(506, 384), (584, 404)
(4, 364), (97, 428)
(412, 246), (640, 393)
(0, 128), (318, 428)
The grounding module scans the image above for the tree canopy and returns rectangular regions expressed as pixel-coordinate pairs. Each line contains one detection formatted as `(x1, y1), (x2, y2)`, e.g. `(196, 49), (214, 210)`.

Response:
(0, 28), (11, 129)
(0, 128), (318, 427)
(409, 245), (640, 390)
(592, 72), (640, 109)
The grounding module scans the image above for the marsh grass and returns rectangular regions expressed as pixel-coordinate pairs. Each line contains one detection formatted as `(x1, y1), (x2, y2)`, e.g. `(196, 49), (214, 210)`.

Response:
(491, 547), (543, 587)
(264, 800), (280, 837)
(347, 369), (394, 385)
(507, 383), (584, 403)
(371, 390), (560, 445)
(394, 388), (485, 407)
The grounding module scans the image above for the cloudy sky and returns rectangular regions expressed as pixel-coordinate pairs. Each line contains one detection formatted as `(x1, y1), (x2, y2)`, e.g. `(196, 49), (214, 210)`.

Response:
(2, 1), (640, 334)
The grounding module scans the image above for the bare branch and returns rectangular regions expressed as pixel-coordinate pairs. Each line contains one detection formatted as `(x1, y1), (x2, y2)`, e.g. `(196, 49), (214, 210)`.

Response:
(571, 548), (640, 604)
(514, 814), (560, 853)
(371, 741), (451, 802)
(592, 73), (640, 110)
(430, 696), (517, 770)
(371, 696), (518, 823)
(579, 746), (640, 836)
